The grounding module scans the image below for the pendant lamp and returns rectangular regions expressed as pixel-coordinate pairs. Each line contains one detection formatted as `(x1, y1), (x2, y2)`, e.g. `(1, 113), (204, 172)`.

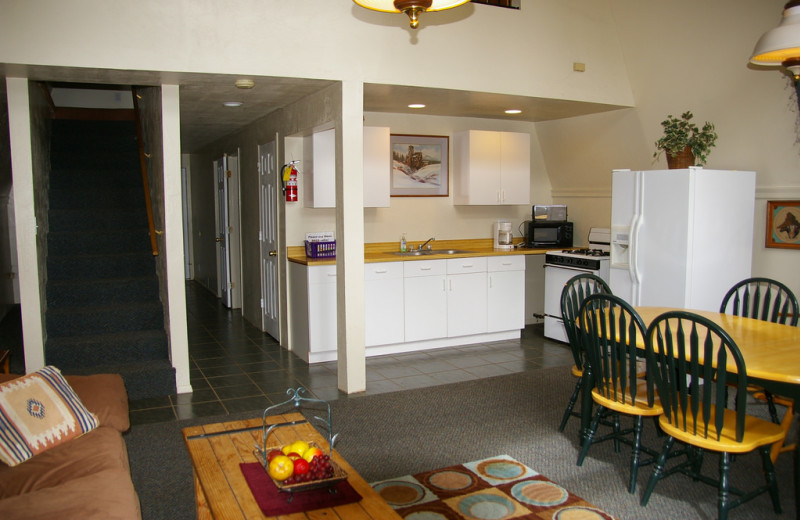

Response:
(751, 0), (800, 80)
(353, 0), (470, 29)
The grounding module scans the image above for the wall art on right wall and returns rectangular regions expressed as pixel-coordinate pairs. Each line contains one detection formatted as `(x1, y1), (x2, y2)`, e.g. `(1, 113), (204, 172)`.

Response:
(766, 200), (800, 249)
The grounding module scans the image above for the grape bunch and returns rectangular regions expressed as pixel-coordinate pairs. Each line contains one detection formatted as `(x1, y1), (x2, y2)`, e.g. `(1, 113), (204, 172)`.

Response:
(283, 454), (335, 485)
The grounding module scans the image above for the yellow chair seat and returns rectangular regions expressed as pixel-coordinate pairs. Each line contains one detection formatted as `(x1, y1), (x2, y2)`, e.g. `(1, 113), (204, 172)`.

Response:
(659, 406), (785, 454)
(591, 379), (663, 417)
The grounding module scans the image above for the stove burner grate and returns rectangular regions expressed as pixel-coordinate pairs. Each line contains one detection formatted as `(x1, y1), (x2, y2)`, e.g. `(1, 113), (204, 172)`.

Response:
(562, 248), (610, 257)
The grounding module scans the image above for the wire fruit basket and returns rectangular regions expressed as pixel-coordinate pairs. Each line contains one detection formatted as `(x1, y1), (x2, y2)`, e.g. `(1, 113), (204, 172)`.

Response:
(254, 387), (344, 497)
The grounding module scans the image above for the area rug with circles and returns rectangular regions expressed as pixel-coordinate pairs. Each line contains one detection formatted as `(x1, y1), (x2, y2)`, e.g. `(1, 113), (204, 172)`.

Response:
(371, 454), (616, 520)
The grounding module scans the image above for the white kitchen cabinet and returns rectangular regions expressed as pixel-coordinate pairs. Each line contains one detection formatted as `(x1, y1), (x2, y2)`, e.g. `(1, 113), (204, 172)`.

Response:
(365, 261), (404, 346)
(289, 262), (337, 362)
(453, 130), (530, 205)
(289, 253), (527, 363)
(363, 126), (390, 208)
(403, 260), (447, 342)
(446, 257), (488, 337)
(303, 127), (336, 208)
(487, 255), (526, 332)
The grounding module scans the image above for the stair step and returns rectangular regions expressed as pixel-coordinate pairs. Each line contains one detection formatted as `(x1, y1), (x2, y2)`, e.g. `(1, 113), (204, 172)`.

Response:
(48, 186), (145, 210)
(46, 301), (164, 337)
(46, 329), (168, 366)
(50, 167), (143, 189)
(47, 252), (155, 280)
(48, 229), (151, 256)
(49, 208), (148, 232)
(47, 276), (159, 308)
(60, 358), (176, 401)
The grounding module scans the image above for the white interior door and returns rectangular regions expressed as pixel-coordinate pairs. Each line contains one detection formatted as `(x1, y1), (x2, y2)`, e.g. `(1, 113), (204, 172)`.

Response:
(215, 156), (232, 307)
(181, 167), (192, 280)
(227, 151), (242, 309)
(259, 141), (280, 339)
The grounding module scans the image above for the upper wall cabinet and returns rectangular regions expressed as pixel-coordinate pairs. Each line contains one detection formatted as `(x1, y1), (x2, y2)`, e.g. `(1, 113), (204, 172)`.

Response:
(302, 126), (391, 208)
(453, 130), (530, 205)
(303, 127), (336, 208)
(363, 126), (390, 208)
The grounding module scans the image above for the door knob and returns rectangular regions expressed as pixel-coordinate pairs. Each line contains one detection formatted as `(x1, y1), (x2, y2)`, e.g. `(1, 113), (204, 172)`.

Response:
(268, 250), (277, 256)
(215, 237), (223, 243)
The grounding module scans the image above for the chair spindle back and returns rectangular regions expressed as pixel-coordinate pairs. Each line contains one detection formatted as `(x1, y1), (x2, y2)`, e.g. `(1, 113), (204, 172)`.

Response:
(579, 293), (651, 406)
(560, 274), (611, 370)
(646, 311), (748, 442)
(720, 277), (799, 326)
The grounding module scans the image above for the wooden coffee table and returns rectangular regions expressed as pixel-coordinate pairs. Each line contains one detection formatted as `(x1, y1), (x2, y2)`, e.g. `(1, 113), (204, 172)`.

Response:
(182, 411), (401, 519)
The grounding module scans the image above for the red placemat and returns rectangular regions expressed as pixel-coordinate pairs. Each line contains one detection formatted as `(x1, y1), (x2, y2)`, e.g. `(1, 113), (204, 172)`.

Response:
(239, 462), (362, 516)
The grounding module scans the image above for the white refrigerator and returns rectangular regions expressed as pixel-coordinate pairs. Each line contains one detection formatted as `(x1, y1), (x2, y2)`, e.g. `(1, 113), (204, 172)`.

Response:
(609, 167), (756, 312)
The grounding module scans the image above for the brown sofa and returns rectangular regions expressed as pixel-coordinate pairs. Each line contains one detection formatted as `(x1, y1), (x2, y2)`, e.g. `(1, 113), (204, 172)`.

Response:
(0, 372), (141, 520)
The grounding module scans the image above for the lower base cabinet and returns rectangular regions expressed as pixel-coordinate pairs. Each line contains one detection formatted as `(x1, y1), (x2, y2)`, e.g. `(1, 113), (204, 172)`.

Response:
(365, 262), (404, 346)
(289, 255), (526, 363)
(488, 256), (526, 332)
(403, 260), (447, 342)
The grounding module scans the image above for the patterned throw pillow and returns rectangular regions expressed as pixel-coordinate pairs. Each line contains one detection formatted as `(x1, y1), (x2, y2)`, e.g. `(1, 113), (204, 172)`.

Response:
(0, 366), (99, 466)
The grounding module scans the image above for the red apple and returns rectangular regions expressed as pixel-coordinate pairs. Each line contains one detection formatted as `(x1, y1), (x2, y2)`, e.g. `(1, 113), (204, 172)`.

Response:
(266, 449), (283, 463)
(293, 458), (310, 476)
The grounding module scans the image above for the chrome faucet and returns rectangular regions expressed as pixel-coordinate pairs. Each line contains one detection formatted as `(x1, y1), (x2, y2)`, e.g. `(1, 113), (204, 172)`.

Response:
(418, 237), (435, 250)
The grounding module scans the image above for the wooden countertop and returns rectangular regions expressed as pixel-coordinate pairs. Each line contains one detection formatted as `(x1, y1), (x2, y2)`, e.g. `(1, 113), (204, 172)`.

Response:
(288, 238), (554, 266)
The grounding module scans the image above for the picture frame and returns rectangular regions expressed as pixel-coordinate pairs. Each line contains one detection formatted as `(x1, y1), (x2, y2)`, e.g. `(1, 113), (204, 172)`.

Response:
(390, 134), (449, 197)
(766, 200), (800, 249)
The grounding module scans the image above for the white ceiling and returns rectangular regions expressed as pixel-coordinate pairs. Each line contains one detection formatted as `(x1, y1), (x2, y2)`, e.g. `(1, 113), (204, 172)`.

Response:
(2, 65), (626, 153)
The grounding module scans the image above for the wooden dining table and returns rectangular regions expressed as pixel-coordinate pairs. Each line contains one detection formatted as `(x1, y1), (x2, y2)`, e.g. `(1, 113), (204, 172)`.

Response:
(578, 306), (800, 513)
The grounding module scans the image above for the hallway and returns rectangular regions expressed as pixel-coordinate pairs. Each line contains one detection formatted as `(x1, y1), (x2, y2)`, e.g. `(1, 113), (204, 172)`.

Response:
(125, 282), (574, 425)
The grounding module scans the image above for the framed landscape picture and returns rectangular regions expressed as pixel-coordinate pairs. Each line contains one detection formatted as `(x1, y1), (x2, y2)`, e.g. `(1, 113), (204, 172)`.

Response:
(766, 200), (800, 249)
(390, 134), (449, 197)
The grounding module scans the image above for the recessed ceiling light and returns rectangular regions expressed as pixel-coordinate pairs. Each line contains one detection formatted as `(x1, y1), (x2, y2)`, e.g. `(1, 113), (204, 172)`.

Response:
(223, 101), (243, 107)
(505, 109), (522, 114)
(408, 103), (426, 109)
(234, 79), (255, 89)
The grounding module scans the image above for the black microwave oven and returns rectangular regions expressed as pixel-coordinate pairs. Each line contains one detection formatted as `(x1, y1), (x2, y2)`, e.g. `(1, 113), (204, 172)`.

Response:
(527, 221), (573, 248)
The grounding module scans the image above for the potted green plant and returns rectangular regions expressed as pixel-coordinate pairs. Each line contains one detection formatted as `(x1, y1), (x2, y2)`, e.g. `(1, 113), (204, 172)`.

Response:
(653, 111), (718, 168)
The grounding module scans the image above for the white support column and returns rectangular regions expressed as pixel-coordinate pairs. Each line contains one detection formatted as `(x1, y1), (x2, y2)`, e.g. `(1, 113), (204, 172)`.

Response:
(6, 77), (45, 372)
(336, 80), (366, 394)
(161, 84), (192, 394)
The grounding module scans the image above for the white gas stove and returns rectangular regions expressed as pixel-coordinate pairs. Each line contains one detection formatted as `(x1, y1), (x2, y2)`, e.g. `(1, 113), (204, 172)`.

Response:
(543, 228), (611, 342)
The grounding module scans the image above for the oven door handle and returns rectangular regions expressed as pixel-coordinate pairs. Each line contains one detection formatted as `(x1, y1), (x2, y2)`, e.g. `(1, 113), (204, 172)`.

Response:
(544, 264), (597, 273)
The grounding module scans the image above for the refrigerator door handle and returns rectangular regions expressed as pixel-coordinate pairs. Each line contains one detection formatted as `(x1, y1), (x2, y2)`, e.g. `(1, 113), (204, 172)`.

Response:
(629, 172), (644, 305)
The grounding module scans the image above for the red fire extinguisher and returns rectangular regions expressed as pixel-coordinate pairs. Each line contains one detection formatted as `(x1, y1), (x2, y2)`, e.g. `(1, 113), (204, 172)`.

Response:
(282, 161), (299, 202)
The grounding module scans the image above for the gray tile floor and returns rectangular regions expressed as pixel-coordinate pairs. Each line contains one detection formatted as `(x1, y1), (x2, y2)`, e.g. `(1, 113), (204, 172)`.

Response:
(128, 282), (575, 425)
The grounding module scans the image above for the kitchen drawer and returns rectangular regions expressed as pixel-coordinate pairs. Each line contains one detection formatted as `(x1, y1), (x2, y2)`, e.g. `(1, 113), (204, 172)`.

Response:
(364, 261), (403, 281)
(447, 256), (487, 275)
(404, 259), (446, 278)
(308, 264), (337, 284)
(488, 255), (525, 272)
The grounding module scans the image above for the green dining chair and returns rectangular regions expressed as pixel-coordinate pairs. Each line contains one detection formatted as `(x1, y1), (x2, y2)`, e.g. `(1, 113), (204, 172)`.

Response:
(558, 274), (611, 433)
(576, 293), (662, 494)
(640, 311), (785, 519)
(720, 277), (799, 461)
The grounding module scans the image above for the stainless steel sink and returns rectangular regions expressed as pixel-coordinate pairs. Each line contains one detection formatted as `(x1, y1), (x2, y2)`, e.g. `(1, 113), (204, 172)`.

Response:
(392, 249), (476, 256)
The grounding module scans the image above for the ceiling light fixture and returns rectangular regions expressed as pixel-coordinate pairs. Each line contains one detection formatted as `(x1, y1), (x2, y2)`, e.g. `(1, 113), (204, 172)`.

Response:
(408, 103), (426, 108)
(505, 109), (522, 114)
(223, 101), (243, 107)
(353, 0), (470, 29)
(751, 1), (800, 80)
(234, 79), (255, 89)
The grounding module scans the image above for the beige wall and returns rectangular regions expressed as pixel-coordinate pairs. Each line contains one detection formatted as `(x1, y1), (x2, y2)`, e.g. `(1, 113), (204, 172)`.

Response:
(537, 0), (800, 297)
(0, 1), (634, 108)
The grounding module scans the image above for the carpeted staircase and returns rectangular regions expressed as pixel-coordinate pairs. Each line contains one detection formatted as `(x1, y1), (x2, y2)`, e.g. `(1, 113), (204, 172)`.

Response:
(45, 117), (175, 400)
